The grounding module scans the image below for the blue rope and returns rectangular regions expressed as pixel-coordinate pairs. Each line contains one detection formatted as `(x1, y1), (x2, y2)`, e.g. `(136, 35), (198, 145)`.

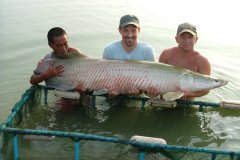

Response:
(1, 85), (237, 160)
(75, 141), (80, 160)
(13, 135), (18, 160)
(1, 126), (240, 157)
(139, 152), (145, 160)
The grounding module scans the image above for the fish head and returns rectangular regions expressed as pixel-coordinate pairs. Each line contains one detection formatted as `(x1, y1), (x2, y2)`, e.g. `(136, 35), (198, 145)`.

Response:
(179, 71), (228, 92)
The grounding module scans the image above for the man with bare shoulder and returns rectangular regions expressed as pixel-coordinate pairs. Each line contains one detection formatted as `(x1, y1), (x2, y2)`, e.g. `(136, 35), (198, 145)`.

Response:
(159, 23), (211, 100)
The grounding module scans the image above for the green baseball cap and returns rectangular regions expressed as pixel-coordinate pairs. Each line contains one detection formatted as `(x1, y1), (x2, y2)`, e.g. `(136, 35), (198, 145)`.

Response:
(176, 23), (197, 36)
(119, 15), (140, 28)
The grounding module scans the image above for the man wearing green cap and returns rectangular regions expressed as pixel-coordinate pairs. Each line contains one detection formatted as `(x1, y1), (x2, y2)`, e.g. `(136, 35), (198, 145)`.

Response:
(103, 14), (156, 61)
(159, 22), (211, 100)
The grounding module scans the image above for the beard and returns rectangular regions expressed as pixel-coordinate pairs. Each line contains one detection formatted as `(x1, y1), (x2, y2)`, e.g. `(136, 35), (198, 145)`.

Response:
(123, 37), (137, 46)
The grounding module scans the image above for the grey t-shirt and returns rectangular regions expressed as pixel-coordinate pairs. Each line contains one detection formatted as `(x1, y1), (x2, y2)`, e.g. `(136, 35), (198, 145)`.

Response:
(33, 52), (53, 75)
(103, 41), (156, 61)
(33, 52), (59, 89)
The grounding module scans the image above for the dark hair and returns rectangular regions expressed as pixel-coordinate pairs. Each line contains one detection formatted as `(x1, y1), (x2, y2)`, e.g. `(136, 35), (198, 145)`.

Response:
(47, 27), (67, 44)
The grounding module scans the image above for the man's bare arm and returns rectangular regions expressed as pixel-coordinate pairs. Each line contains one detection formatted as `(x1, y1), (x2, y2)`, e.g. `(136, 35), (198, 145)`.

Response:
(30, 65), (64, 85)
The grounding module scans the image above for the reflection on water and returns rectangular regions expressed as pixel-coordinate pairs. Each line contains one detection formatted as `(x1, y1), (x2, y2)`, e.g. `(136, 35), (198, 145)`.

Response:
(197, 110), (240, 151)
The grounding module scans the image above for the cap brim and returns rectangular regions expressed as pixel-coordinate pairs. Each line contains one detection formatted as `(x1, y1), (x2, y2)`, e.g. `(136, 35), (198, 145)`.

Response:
(120, 22), (139, 28)
(178, 29), (196, 36)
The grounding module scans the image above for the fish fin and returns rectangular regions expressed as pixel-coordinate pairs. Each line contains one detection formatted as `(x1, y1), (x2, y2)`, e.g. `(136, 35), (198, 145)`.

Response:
(92, 89), (109, 95)
(162, 92), (184, 101)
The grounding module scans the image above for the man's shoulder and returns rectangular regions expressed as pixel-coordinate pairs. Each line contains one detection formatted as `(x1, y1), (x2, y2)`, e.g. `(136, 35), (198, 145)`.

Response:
(68, 47), (80, 52)
(137, 41), (155, 56)
(163, 47), (176, 53)
(105, 40), (121, 48)
(161, 47), (176, 57)
(42, 52), (53, 59)
(159, 47), (176, 62)
(194, 51), (211, 75)
(195, 52), (209, 64)
(104, 41), (121, 52)
(136, 41), (155, 61)
(138, 41), (153, 48)
(103, 41), (122, 59)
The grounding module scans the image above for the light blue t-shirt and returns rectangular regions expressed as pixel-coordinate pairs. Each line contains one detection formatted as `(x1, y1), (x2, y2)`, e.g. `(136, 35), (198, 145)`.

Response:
(103, 41), (156, 61)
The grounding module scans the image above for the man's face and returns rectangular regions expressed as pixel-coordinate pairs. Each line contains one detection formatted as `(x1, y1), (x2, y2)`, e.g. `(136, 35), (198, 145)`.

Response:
(119, 25), (140, 47)
(176, 32), (198, 52)
(49, 34), (69, 54)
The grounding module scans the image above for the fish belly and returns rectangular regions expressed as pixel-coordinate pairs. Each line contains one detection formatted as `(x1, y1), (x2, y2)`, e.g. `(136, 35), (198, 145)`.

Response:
(55, 59), (180, 95)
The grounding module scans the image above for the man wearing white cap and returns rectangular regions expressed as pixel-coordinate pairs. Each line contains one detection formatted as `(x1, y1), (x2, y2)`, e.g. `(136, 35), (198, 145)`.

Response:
(103, 14), (156, 61)
(159, 23), (211, 100)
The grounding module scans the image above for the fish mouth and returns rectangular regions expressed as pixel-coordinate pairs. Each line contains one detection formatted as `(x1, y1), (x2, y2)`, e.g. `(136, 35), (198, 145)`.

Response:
(218, 79), (228, 87)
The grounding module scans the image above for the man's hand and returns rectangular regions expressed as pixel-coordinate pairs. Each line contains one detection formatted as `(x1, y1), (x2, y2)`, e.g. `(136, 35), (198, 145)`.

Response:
(181, 90), (210, 100)
(44, 64), (64, 79)
(75, 83), (87, 94)
(145, 87), (160, 97)
(30, 64), (64, 85)
(68, 47), (80, 52)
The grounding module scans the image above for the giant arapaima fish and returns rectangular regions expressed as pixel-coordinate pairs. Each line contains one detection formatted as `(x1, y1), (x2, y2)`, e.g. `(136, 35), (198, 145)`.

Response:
(37, 52), (228, 101)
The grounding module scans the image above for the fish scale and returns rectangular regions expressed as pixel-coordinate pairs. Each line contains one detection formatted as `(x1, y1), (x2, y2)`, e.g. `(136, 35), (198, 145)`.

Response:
(43, 52), (228, 100)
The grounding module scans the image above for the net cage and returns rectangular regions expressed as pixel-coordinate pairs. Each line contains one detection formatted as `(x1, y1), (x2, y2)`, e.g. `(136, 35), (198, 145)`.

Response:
(1, 85), (240, 160)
